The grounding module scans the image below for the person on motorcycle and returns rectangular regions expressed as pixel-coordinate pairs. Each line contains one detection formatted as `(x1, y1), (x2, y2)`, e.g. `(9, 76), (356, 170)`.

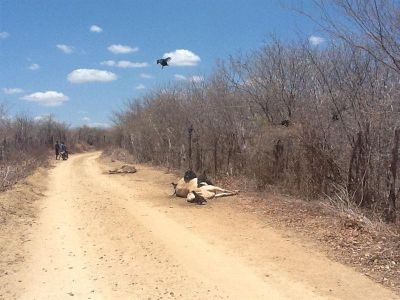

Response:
(60, 142), (68, 160)
(55, 141), (60, 160)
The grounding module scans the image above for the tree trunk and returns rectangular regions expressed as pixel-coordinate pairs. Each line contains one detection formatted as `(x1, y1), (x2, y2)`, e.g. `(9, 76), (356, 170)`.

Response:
(387, 128), (399, 223)
(188, 125), (193, 170)
(214, 137), (218, 178)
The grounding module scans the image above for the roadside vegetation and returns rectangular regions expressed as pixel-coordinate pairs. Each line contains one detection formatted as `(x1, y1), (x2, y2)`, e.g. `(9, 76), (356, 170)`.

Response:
(111, 1), (400, 224)
(0, 105), (109, 191)
(1, 0), (399, 287)
(1, 0), (399, 297)
(106, 2), (400, 287)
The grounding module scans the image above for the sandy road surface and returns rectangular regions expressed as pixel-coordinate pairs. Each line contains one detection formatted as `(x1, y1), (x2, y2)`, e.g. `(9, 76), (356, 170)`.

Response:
(2, 152), (398, 299)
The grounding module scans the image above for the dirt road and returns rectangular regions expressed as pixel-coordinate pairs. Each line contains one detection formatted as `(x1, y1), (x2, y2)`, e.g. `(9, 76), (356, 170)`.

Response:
(1, 152), (398, 299)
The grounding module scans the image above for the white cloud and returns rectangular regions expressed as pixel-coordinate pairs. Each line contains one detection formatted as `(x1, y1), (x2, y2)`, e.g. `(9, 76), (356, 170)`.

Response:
(118, 61), (148, 68)
(174, 74), (187, 80)
(0, 31), (10, 39)
(56, 44), (74, 54)
(87, 122), (110, 128)
(108, 44), (138, 54)
(67, 69), (117, 83)
(34, 116), (44, 121)
(309, 35), (325, 46)
(90, 25), (103, 33)
(135, 84), (146, 90)
(100, 60), (148, 68)
(163, 49), (200, 66)
(140, 73), (153, 79)
(34, 114), (52, 121)
(28, 63), (40, 71)
(100, 60), (116, 67)
(189, 75), (204, 83)
(82, 116), (91, 122)
(3, 88), (24, 94)
(174, 74), (203, 82)
(21, 91), (69, 107)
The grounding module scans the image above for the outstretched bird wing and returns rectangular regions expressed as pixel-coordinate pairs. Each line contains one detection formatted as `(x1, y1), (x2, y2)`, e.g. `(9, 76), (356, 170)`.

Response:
(157, 57), (172, 68)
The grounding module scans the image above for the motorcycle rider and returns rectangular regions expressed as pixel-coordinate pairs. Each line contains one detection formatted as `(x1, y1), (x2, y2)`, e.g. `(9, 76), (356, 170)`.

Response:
(60, 141), (68, 160)
(54, 141), (60, 160)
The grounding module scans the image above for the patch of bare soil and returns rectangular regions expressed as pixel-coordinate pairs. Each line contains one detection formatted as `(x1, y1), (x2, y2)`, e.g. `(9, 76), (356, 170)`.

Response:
(102, 150), (400, 295)
(2, 152), (398, 299)
(0, 166), (48, 300)
(218, 176), (400, 295)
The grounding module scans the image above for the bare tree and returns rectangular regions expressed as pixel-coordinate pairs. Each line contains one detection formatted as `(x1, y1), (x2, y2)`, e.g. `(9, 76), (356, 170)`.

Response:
(111, 17), (400, 222)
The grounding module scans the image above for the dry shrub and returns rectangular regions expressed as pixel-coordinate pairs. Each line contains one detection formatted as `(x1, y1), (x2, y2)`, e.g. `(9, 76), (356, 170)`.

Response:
(102, 146), (136, 164)
(0, 147), (49, 191)
(0, 111), (110, 190)
(110, 32), (400, 223)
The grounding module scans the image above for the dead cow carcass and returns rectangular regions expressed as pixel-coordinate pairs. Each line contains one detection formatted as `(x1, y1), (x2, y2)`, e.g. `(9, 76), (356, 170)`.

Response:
(172, 170), (238, 204)
(186, 184), (239, 204)
(171, 170), (199, 197)
(108, 165), (137, 174)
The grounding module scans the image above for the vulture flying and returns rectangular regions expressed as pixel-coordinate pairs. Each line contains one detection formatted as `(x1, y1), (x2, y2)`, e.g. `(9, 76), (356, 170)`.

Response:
(157, 57), (171, 69)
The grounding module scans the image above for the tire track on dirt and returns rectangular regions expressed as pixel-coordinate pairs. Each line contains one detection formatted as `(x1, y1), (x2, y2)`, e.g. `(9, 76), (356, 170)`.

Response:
(6, 152), (398, 300)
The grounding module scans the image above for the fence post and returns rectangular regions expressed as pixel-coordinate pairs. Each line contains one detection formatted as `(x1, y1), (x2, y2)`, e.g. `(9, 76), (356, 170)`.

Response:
(214, 137), (218, 178)
(188, 125), (193, 170)
(387, 128), (399, 223)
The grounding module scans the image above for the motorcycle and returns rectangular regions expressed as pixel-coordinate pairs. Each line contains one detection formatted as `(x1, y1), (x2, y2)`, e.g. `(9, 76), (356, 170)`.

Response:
(60, 150), (68, 160)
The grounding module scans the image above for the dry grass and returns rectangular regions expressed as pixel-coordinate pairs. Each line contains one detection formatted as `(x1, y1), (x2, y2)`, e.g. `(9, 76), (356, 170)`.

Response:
(101, 150), (400, 294)
(231, 189), (400, 294)
(0, 149), (50, 191)
(101, 147), (137, 164)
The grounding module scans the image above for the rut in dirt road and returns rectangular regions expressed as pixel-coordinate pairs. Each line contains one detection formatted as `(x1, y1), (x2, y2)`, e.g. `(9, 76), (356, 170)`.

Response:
(5, 152), (399, 300)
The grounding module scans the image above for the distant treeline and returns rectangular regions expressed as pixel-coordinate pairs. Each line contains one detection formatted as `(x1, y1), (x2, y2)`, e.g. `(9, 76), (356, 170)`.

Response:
(0, 107), (110, 190)
(111, 1), (400, 222)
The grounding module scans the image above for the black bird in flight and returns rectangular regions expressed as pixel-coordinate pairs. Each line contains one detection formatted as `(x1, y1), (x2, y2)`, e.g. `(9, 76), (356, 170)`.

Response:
(157, 57), (171, 69)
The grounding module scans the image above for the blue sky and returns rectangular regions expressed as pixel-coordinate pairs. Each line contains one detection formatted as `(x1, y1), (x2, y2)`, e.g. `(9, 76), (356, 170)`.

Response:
(0, 0), (321, 127)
